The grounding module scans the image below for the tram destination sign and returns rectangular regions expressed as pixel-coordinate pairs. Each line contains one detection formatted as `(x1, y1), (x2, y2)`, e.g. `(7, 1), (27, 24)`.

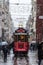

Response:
(39, 16), (43, 19)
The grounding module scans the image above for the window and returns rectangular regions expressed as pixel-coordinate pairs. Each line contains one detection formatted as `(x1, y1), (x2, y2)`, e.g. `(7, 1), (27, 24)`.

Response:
(14, 35), (28, 42)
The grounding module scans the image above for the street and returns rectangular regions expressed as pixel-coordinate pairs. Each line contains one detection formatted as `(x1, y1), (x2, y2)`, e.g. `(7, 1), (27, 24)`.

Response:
(0, 50), (43, 65)
(0, 0), (43, 65)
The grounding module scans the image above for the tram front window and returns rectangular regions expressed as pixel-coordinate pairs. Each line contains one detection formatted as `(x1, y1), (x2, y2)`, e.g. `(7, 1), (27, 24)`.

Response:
(14, 35), (17, 42)
(18, 35), (27, 42)
(14, 35), (28, 42)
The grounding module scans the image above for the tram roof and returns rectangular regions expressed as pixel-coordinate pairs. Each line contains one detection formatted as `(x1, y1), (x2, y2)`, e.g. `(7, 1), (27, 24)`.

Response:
(14, 33), (28, 35)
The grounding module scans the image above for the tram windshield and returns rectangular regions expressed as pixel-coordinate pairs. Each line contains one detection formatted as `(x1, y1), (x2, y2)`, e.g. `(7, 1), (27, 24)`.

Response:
(14, 35), (28, 42)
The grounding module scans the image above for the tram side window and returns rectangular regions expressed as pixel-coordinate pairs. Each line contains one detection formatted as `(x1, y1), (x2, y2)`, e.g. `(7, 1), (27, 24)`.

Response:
(18, 35), (20, 41)
(14, 35), (18, 42)
(25, 35), (28, 42)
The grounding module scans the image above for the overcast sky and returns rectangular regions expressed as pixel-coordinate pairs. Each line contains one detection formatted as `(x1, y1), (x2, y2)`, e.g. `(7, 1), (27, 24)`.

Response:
(9, 0), (32, 28)
(9, 0), (31, 4)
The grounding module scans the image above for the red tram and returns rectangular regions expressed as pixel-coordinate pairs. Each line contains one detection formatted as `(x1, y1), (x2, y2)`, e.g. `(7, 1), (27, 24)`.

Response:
(13, 28), (29, 56)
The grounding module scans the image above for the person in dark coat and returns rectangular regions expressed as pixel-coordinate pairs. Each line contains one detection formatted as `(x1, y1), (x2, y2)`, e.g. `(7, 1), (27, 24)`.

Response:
(9, 41), (15, 60)
(2, 45), (8, 62)
(37, 41), (43, 65)
(9, 41), (14, 54)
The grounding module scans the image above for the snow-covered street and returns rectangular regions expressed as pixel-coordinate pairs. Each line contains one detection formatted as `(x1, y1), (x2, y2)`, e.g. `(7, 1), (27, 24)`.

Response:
(0, 50), (43, 65)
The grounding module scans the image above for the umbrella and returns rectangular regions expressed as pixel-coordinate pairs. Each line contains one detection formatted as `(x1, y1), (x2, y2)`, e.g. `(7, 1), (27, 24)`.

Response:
(2, 41), (8, 45)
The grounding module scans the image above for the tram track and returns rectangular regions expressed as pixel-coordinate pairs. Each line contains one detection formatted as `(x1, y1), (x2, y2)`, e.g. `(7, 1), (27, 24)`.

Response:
(14, 57), (29, 65)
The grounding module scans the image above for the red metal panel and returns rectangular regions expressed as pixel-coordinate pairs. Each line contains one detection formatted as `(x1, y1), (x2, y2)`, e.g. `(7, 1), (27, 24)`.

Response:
(14, 42), (28, 51)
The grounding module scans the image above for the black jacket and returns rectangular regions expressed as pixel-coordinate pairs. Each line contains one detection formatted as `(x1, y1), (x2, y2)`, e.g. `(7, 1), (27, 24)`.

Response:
(38, 42), (43, 59)
(2, 45), (8, 54)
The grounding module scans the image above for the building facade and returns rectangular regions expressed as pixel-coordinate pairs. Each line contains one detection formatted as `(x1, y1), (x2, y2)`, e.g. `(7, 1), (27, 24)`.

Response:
(26, 0), (36, 42)
(31, 0), (36, 41)
(0, 0), (4, 40)
(36, 0), (43, 42)
(0, 0), (14, 42)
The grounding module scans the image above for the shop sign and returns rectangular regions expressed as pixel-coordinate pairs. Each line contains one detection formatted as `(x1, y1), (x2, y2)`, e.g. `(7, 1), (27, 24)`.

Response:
(39, 16), (43, 19)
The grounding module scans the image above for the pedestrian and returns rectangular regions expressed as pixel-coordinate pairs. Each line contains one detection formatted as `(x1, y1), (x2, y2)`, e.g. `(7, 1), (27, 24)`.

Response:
(33, 44), (35, 51)
(37, 41), (43, 65)
(7, 41), (10, 55)
(9, 40), (15, 60)
(30, 44), (33, 51)
(7, 45), (10, 55)
(2, 45), (8, 62)
(9, 40), (14, 54)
